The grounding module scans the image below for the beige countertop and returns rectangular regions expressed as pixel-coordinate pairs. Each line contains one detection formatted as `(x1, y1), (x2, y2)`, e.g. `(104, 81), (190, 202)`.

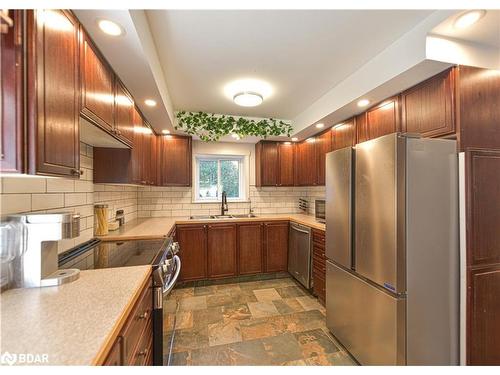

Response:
(0, 265), (151, 365)
(97, 213), (325, 241)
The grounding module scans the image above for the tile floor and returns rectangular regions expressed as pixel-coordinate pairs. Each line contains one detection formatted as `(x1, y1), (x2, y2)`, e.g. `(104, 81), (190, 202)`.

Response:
(163, 276), (356, 366)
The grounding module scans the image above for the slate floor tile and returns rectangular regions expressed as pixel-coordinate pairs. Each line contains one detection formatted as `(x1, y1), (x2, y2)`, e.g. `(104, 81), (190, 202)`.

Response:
(247, 301), (280, 318)
(296, 295), (323, 311)
(253, 288), (282, 302)
(208, 320), (243, 346)
(222, 304), (252, 322)
(261, 333), (304, 365)
(276, 285), (306, 298)
(179, 295), (207, 311)
(294, 328), (340, 358)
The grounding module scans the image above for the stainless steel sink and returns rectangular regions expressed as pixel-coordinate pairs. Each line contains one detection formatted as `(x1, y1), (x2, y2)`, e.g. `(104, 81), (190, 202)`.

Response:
(189, 213), (258, 220)
(232, 214), (258, 218)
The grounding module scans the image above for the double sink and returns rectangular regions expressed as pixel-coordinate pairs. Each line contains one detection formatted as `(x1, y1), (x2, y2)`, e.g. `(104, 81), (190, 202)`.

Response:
(189, 214), (258, 220)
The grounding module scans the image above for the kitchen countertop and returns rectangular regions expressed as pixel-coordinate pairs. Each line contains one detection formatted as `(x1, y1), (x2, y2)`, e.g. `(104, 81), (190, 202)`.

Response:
(97, 213), (325, 241)
(0, 265), (151, 365)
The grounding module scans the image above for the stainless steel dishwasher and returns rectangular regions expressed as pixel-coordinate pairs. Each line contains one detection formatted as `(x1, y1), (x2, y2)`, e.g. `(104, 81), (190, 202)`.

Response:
(288, 222), (312, 289)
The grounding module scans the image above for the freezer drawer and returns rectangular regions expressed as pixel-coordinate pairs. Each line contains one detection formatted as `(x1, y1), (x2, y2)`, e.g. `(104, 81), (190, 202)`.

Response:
(325, 148), (353, 269)
(326, 261), (405, 365)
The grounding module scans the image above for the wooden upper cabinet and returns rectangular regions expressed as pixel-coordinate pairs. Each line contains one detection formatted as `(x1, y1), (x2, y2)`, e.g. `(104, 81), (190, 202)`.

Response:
(1, 10), (23, 173)
(158, 135), (192, 186)
(278, 142), (295, 186)
(114, 79), (135, 146)
(256, 141), (295, 187)
(263, 221), (289, 272)
(295, 139), (317, 186)
(331, 117), (356, 150)
(259, 142), (279, 186)
(27, 10), (80, 177)
(80, 27), (114, 132)
(316, 130), (332, 185)
(207, 224), (237, 278)
(131, 106), (144, 184)
(238, 223), (264, 275)
(355, 112), (368, 144)
(364, 96), (401, 141)
(402, 68), (455, 138)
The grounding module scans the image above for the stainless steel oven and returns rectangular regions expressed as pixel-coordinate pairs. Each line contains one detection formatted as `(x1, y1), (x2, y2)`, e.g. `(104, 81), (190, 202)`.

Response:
(315, 199), (326, 223)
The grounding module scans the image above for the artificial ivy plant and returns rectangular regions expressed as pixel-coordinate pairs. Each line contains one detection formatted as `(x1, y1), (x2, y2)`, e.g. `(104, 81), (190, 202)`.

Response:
(175, 111), (292, 142)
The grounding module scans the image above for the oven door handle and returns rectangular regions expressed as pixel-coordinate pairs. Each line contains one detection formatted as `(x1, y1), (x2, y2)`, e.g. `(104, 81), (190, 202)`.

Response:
(163, 255), (181, 295)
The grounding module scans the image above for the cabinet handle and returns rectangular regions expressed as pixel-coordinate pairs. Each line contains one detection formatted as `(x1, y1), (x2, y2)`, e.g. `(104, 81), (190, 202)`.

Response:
(138, 311), (149, 320)
(136, 348), (148, 357)
(71, 169), (83, 175)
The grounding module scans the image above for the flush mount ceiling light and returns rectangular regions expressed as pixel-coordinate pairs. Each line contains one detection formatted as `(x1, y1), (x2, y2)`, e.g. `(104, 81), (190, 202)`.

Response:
(233, 92), (263, 107)
(315, 123), (325, 129)
(357, 99), (370, 107)
(224, 79), (272, 107)
(162, 130), (170, 135)
(144, 99), (157, 107)
(97, 19), (124, 36)
(454, 10), (486, 29)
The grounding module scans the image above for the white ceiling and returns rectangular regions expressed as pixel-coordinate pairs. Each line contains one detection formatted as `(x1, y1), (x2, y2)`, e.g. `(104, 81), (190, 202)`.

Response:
(432, 10), (500, 48)
(145, 10), (433, 120)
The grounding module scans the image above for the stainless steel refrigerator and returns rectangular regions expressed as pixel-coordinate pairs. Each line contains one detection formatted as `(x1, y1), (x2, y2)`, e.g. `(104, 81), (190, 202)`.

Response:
(325, 133), (459, 365)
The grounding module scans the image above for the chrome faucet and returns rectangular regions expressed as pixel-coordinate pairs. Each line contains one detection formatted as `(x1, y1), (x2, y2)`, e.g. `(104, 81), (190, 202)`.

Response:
(221, 191), (228, 216)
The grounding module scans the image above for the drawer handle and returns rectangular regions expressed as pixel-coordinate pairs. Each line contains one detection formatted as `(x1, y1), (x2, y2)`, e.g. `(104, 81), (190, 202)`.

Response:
(136, 348), (148, 357)
(138, 311), (149, 320)
(71, 168), (83, 175)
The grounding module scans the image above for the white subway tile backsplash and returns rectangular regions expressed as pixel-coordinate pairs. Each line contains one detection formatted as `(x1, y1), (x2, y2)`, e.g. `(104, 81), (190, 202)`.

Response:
(32, 193), (64, 211)
(2, 177), (46, 194)
(1, 194), (32, 214)
(64, 193), (87, 207)
(46, 178), (75, 193)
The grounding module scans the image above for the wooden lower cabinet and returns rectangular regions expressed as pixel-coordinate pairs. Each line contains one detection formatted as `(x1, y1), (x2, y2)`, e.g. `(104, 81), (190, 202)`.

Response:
(103, 278), (153, 366)
(311, 229), (326, 305)
(263, 221), (289, 272)
(177, 224), (207, 281)
(468, 264), (500, 365)
(207, 224), (237, 278)
(238, 223), (264, 275)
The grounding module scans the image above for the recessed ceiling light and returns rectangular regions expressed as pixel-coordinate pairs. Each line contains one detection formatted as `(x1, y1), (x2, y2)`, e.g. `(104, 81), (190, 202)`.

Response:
(233, 92), (263, 107)
(231, 133), (240, 138)
(357, 99), (370, 107)
(162, 130), (170, 135)
(315, 123), (324, 129)
(454, 10), (486, 29)
(97, 19), (124, 36)
(291, 137), (298, 142)
(144, 99), (157, 107)
(284, 141), (292, 145)
(306, 138), (315, 143)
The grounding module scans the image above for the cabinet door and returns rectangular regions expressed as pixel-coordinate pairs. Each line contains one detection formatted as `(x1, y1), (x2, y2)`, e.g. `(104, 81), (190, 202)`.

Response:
(468, 265), (500, 365)
(131, 107), (144, 184)
(27, 10), (80, 177)
(331, 117), (356, 151)
(141, 124), (153, 185)
(316, 130), (332, 185)
(149, 133), (158, 186)
(177, 225), (207, 281)
(260, 142), (278, 186)
(80, 28), (114, 132)
(402, 68), (455, 138)
(278, 142), (294, 186)
(207, 224), (237, 278)
(295, 140), (317, 186)
(365, 96), (401, 140)
(238, 223), (263, 275)
(264, 221), (289, 272)
(104, 337), (123, 366)
(158, 135), (192, 186)
(114, 80), (135, 146)
(0, 10), (23, 173)
(355, 113), (369, 144)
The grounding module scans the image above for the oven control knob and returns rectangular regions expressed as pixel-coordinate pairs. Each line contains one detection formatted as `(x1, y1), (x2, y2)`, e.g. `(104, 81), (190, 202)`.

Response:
(171, 242), (180, 255)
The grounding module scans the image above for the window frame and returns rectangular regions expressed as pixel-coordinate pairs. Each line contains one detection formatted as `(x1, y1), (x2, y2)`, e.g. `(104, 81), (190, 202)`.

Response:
(194, 154), (245, 203)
